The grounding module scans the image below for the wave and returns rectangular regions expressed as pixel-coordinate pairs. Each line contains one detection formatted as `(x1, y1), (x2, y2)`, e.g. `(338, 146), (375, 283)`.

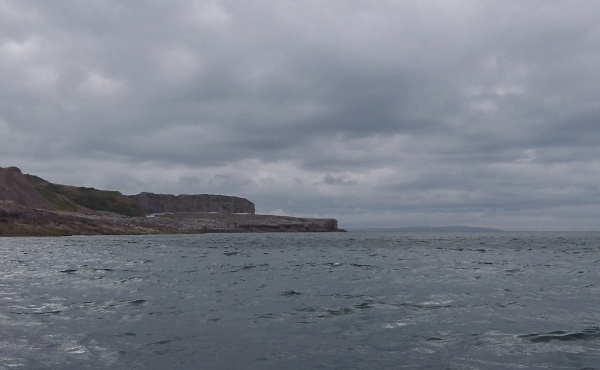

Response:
(519, 327), (600, 343)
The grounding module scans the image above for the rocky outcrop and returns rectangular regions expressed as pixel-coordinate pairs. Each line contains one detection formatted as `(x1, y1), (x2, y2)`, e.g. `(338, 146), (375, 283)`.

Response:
(130, 192), (255, 215)
(160, 212), (340, 232)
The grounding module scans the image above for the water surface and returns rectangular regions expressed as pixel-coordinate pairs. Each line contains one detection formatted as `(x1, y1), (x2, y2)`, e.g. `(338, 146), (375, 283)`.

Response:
(1, 232), (599, 369)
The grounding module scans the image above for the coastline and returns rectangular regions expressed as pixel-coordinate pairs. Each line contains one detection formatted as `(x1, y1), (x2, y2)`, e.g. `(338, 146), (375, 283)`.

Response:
(0, 201), (343, 236)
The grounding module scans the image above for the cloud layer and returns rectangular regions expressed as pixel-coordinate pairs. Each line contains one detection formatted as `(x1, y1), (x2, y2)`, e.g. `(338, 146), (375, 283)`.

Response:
(2, 0), (600, 230)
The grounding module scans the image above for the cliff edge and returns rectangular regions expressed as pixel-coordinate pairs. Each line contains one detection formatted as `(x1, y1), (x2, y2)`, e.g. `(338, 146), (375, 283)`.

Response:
(131, 192), (255, 214)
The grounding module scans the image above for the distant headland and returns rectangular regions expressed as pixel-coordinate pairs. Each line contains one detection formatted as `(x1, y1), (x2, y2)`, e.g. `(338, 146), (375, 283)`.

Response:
(354, 226), (504, 232)
(0, 166), (342, 236)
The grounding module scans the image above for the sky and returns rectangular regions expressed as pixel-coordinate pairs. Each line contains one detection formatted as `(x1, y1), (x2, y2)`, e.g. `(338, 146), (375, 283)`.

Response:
(1, 1), (600, 231)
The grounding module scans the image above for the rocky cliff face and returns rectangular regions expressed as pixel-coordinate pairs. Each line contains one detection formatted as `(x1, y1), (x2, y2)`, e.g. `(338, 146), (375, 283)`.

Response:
(130, 192), (255, 214)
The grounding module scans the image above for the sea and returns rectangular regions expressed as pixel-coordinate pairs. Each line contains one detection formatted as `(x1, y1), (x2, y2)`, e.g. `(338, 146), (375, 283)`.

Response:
(1, 231), (600, 369)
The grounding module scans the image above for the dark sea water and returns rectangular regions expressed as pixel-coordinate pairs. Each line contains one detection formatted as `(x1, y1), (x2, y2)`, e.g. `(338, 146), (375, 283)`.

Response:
(1, 232), (600, 369)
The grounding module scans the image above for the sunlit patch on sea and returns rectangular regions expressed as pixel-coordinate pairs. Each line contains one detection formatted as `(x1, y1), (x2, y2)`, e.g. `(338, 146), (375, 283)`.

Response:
(1, 232), (600, 369)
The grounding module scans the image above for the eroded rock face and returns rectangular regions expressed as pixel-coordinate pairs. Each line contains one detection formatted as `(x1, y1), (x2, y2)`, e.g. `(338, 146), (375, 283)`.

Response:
(130, 192), (255, 214)
(162, 212), (340, 232)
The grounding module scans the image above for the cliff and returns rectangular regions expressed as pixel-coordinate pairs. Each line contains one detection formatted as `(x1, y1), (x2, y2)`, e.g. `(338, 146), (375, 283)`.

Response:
(131, 192), (255, 214)
(0, 166), (254, 216)
(0, 166), (342, 236)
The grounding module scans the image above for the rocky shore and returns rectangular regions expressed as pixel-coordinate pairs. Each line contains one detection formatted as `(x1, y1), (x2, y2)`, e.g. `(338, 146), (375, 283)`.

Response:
(0, 200), (342, 236)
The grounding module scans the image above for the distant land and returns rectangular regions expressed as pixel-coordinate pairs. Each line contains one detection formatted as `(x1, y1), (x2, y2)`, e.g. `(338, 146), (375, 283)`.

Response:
(0, 166), (342, 236)
(352, 226), (505, 232)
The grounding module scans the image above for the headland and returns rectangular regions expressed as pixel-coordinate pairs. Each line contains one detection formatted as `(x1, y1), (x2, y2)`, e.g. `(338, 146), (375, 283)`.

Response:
(0, 166), (342, 236)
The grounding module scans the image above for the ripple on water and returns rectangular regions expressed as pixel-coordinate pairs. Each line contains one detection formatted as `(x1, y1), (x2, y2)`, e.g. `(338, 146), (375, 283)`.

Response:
(520, 327), (600, 343)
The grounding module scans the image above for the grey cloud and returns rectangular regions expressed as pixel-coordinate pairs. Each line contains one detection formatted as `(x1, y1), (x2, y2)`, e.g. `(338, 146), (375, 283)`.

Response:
(2, 0), (600, 230)
(322, 174), (357, 186)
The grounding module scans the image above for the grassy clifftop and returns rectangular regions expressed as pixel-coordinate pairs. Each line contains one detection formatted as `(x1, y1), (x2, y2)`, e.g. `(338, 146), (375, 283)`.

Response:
(0, 166), (255, 216)
(0, 167), (142, 216)
(32, 179), (143, 216)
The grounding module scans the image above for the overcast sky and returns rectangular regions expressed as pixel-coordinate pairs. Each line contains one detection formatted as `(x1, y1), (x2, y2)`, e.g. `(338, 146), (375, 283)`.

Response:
(2, 1), (600, 230)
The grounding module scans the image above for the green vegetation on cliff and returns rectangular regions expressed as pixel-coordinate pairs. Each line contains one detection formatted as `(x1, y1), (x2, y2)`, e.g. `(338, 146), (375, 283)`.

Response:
(23, 173), (143, 216)
(44, 183), (142, 216)
(1, 166), (256, 217)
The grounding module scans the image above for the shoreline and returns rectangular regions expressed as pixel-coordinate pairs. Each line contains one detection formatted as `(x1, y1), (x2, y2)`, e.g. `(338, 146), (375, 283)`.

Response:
(0, 201), (343, 237)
